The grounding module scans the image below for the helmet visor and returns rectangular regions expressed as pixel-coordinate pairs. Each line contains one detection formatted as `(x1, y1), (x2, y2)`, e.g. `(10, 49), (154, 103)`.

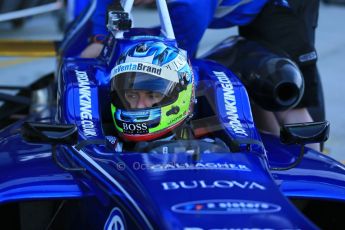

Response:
(111, 72), (178, 109)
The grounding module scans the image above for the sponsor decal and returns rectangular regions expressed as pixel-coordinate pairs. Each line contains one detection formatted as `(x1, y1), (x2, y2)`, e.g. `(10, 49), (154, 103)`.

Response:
(122, 122), (148, 134)
(75, 70), (97, 137)
(161, 180), (266, 190)
(111, 62), (179, 82)
(167, 113), (183, 125)
(149, 162), (250, 172)
(112, 62), (161, 76)
(172, 199), (281, 215)
(104, 207), (126, 230)
(213, 71), (248, 136)
(121, 109), (150, 118)
(299, 51), (317, 63)
(163, 53), (187, 71)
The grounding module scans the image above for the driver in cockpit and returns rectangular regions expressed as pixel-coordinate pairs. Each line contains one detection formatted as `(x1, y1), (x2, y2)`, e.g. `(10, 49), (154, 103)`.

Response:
(109, 40), (196, 149)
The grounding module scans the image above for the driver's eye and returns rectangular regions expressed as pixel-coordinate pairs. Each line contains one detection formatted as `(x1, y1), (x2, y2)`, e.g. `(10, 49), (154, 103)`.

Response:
(125, 92), (139, 101)
(149, 92), (163, 100)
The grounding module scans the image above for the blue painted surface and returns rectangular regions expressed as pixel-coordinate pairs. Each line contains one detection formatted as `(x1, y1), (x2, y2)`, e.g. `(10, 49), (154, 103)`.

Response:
(0, 129), (90, 203)
(263, 133), (345, 201)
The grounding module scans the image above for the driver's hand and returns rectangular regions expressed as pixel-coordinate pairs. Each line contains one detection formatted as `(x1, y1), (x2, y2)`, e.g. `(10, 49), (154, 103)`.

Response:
(80, 43), (104, 58)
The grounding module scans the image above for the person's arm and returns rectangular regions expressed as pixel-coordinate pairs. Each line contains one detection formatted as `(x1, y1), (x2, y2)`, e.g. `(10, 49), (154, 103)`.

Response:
(135, 0), (218, 56)
(81, 0), (113, 58)
(81, 0), (219, 58)
(167, 0), (218, 56)
(92, 0), (113, 36)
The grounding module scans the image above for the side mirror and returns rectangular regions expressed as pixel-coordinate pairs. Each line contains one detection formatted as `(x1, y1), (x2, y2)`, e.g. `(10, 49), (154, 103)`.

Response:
(21, 122), (84, 172)
(21, 122), (78, 145)
(271, 121), (330, 171)
(280, 121), (330, 145)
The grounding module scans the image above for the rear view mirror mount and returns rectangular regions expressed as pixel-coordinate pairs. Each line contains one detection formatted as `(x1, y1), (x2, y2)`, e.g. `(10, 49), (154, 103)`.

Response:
(21, 122), (85, 172)
(271, 121), (330, 171)
(21, 122), (78, 145)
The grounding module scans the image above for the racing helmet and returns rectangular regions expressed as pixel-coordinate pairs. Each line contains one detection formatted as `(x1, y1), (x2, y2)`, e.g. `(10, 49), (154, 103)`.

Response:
(110, 41), (195, 142)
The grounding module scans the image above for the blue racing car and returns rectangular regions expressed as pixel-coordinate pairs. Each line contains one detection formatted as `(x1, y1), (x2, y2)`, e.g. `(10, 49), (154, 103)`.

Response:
(0, 0), (344, 229)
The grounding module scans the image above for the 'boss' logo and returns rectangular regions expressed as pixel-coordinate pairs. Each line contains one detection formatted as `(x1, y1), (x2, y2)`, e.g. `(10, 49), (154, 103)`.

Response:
(123, 123), (148, 134)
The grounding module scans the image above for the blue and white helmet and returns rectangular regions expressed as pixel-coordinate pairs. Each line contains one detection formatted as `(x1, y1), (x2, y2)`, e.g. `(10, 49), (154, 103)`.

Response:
(110, 41), (195, 142)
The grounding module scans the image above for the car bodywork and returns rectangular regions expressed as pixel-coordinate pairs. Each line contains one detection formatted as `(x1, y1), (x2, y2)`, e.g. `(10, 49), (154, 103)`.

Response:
(0, 0), (345, 229)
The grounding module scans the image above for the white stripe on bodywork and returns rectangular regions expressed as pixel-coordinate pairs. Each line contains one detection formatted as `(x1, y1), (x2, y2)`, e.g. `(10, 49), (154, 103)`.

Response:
(72, 146), (154, 230)
(215, 0), (253, 18)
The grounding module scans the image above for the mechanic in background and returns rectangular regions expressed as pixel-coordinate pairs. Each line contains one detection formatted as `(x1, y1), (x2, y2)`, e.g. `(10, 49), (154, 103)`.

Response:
(81, 0), (322, 151)
(81, 0), (268, 57)
(238, 0), (323, 152)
